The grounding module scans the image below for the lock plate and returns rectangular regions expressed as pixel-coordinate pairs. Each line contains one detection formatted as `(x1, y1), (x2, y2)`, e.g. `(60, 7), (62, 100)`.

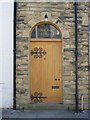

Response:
(52, 86), (60, 89)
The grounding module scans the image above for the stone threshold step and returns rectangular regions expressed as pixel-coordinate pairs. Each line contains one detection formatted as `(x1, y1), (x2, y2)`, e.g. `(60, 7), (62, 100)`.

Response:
(19, 103), (67, 110)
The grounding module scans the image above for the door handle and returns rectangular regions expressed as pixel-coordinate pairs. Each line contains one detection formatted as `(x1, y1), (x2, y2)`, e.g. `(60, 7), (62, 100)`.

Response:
(54, 78), (60, 81)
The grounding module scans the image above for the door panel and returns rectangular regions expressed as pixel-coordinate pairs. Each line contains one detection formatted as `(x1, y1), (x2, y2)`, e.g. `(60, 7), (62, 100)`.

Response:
(30, 41), (62, 103)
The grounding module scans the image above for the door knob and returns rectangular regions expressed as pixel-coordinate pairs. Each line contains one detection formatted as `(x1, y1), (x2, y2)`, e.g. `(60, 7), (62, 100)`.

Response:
(55, 78), (60, 81)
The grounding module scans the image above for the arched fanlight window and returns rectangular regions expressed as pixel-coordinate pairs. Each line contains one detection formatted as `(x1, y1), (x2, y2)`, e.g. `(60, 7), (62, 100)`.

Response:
(31, 23), (61, 39)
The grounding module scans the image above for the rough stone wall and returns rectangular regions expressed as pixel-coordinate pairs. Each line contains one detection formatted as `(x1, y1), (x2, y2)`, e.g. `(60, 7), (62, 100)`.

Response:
(77, 2), (89, 109)
(16, 2), (89, 109)
(89, 2), (90, 110)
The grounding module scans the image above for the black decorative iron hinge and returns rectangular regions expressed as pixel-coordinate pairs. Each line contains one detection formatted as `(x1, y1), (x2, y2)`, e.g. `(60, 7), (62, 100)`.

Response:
(30, 47), (47, 58)
(31, 92), (47, 103)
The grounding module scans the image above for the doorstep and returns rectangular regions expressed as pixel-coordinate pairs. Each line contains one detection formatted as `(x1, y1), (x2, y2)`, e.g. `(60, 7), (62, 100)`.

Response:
(17, 103), (67, 110)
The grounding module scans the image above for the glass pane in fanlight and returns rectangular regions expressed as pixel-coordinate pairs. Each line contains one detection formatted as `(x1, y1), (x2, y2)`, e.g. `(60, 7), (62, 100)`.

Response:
(31, 23), (61, 39)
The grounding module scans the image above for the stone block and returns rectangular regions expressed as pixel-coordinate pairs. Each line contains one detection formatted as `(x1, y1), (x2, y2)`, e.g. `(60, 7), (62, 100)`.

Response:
(82, 13), (88, 25)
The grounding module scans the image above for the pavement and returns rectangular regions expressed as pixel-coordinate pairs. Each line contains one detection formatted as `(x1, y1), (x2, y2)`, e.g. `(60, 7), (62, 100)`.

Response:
(1, 109), (90, 119)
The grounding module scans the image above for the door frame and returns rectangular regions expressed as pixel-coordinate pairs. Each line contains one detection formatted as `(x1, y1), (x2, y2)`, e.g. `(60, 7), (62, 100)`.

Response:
(29, 21), (63, 103)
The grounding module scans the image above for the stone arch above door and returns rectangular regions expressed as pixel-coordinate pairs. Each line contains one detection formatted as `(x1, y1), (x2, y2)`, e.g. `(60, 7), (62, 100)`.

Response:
(30, 21), (62, 39)
(28, 13), (70, 39)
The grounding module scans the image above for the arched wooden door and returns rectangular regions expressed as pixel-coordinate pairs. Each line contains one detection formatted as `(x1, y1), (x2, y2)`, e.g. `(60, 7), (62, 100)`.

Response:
(30, 22), (62, 103)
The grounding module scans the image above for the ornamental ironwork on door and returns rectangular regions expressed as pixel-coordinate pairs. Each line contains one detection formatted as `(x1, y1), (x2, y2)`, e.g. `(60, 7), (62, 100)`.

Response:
(31, 92), (47, 103)
(30, 47), (47, 58)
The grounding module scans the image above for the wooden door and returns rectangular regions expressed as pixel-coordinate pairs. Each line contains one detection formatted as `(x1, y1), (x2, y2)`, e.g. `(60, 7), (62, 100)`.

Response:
(30, 39), (62, 103)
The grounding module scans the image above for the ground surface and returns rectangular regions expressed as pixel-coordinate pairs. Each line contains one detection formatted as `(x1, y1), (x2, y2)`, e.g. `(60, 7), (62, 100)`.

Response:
(1, 109), (90, 119)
